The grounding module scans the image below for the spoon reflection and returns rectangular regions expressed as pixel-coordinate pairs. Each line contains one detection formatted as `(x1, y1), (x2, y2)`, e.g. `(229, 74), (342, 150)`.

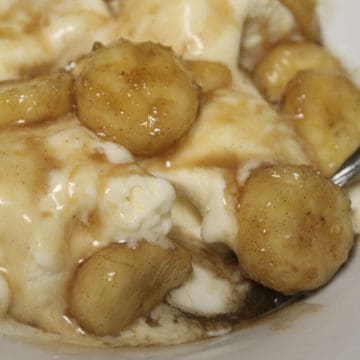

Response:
(331, 147), (360, 187)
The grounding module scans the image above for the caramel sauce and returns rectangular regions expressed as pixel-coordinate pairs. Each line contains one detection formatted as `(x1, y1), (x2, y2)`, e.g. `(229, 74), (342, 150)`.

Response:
(0, 109), (296, 345)
(142, 85), (309, 173)
(0, 116), (158, 339)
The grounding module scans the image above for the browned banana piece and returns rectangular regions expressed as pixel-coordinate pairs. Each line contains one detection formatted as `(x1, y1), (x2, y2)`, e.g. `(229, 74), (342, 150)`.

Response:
(0, 72), (73, 127)
(74, 40), (200, 156)
(254, 42), (343, 103)
(185, 61), (232, 93)
(282, 71), (360, 175)
(236, 165), (354, 295)
(69, 241), (192, 336)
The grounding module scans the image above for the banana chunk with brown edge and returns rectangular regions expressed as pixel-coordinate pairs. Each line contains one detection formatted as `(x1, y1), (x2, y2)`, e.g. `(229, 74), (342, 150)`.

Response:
(185, 60), (232, 93)
(253, 42), (344, 103)
(0, 72), (73, 128)
(236, 165), (354, 295)
(280, 0), (320, 42)
(73, 39), (200, 156)
(282, 71), (360, 176)
(69, 241), (192, 336)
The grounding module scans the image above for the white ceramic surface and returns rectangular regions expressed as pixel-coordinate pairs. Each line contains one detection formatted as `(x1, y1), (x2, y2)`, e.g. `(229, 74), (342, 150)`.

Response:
(318, 0), (360, 86)
(1, 0), (359, 359)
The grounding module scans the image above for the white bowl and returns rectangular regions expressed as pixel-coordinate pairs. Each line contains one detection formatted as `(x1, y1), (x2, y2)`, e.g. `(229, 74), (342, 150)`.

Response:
(1, 0), (359, 358)
(2, 246), (359, 359)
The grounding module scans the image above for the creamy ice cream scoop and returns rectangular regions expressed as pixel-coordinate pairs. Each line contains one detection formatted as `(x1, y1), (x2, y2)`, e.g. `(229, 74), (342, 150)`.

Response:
(0, 115), (176, 335)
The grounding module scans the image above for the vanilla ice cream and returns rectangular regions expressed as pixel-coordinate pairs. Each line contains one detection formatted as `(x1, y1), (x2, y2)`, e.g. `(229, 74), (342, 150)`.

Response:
(0, 115), (175, 338)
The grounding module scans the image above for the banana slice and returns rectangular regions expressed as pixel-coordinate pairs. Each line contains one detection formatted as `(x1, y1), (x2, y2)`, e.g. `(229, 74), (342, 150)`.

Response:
(282, 71), (360, 176)
(185, 61), (232, 93)
(254, 42), (343, 103)
(280, 0), (320, 42)
(236, 165), (354, 295)
(0, 72), (73, 128)
(69, 241), (192, 336)
(74, 40), (200, 156)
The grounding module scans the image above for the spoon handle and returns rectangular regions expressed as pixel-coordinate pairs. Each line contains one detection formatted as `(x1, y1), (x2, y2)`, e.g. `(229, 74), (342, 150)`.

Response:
(330, 147), (360, 187)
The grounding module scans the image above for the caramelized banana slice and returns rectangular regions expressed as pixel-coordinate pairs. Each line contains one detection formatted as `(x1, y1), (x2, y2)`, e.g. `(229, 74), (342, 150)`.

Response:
(185, 61), (232, 93)
(236, 165), (353, 295)
(280, 0), (320, 42)
(74, 40), (200, 156)
(254, 42), (343, 103)
(69, 241), (192, 336)
(282, 71), (360, 175)
(0, 72), (73, 128)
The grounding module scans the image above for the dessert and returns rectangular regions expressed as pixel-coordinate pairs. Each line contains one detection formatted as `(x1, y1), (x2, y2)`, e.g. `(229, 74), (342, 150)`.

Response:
(0, 0), (358, 347)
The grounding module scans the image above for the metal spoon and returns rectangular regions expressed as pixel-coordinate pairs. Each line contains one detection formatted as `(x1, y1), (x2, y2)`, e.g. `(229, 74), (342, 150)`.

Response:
(331, 147), (360, 187)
